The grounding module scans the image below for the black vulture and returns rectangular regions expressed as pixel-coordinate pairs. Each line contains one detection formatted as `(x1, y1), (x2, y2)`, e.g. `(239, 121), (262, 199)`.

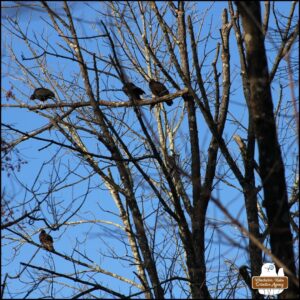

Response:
(30, 88), (55, 101)
(149, 79), (173, 109)
(39, 229), (54, 251)
(122, 82), (145, 100)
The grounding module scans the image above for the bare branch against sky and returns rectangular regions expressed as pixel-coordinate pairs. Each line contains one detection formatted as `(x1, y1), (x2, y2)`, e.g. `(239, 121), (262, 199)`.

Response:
(1, 1), (299, 299)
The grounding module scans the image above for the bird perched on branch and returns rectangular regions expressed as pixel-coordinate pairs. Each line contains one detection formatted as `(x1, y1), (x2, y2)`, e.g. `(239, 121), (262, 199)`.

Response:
(149, 79), (173, 109)
(30, 88), (55, 101)
(39, 229), (54, 251)
(239, 265), (252, 290)
(122, 82), (145, 100)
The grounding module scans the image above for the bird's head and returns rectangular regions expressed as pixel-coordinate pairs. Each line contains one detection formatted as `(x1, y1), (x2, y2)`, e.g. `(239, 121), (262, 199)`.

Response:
(30, 94), (35, 100)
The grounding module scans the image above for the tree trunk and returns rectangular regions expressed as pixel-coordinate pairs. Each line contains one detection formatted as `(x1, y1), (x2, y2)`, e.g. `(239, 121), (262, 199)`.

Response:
(236, 2), (297, 298)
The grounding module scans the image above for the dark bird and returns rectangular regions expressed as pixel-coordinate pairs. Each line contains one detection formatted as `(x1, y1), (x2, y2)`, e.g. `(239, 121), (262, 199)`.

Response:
(239, 265), (261, 297)
(239, 265), (252, 290)
(149, 79), (173, 109)
(122, 82), (145, 100)
(39, 229), (54, 251)
(30, 88), (55, 101)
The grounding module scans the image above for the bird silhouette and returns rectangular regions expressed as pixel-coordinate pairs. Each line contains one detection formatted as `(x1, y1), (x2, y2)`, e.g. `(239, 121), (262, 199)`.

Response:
(149, 79), (173, 109)
(39, 229), (54, 251)
(239, 265), (252, 289)
(30, 88), (55, 101)
(122, 82), (145, 100)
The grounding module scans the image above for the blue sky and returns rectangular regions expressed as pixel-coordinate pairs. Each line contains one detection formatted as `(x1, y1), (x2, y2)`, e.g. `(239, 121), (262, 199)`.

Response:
(2, 2), (298, 299)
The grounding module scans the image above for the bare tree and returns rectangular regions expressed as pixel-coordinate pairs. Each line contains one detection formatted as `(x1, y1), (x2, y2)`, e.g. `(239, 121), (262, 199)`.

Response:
(1, 1), (298, 299)
(235, 2), (298, 298)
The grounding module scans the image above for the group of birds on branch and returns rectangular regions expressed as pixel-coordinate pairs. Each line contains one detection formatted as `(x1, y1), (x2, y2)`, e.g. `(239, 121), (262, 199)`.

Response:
(122, 79), (173, 109)
(33, 81), (171, 253)
(30, 79), (173, 109)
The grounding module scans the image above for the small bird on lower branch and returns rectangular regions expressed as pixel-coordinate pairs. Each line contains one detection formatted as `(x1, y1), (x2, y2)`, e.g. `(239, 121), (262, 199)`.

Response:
(239, 265), (252, 289)
(39, 229), (55, 251)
